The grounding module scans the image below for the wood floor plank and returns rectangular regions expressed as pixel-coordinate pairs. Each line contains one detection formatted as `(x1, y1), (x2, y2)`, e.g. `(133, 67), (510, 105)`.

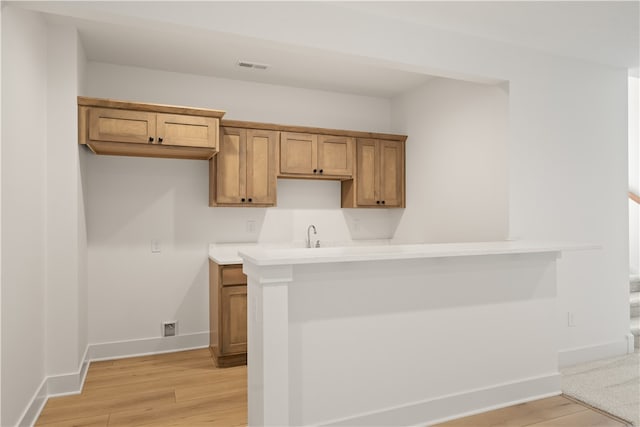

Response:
(36, 389), (175, 425)
(107, 393), (246, 427)
(35, 350), (626, 427)
(36, 414), (110, 427)
(174, 367), (246, 402)
(82, 360), (214, 391)
(79, 369), (232, 400)
(434, 396), (590, 427)
(434, 395), (628, 427)
(526, 408), (627, 426)
(109, 349), (212, 368)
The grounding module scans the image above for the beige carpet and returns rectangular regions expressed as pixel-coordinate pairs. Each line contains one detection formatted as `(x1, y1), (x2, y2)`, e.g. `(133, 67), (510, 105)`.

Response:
(561, 351), (640, 426)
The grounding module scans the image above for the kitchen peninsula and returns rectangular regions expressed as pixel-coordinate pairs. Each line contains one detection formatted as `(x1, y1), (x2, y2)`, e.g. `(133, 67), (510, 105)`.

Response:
(239, 241), (596, 426)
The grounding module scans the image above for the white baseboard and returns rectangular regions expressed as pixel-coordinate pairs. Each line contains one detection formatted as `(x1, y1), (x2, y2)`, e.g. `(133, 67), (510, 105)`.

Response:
(558, 337), (631, 368)
(17, 377), (48, 427)
(47, 345), (90, 397)
(18, 332), (209, 427)
(87, 332), (209, 361)
(319, 373), (561, 427)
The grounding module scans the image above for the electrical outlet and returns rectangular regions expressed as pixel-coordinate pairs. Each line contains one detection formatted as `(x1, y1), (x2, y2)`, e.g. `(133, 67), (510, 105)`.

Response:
(567, 312), (576, 327)
(151, 240), (161, 253)
(246, 220), (256, 233)
(162, 321), (177, 337)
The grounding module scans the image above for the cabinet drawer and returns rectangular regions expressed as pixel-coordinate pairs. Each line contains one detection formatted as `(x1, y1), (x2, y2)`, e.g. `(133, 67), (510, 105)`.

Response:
(221, 266), (246, 285)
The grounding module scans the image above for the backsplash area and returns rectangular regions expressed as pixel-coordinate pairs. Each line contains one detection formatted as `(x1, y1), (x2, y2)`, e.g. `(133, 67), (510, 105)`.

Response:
(86, 154), (400, 345)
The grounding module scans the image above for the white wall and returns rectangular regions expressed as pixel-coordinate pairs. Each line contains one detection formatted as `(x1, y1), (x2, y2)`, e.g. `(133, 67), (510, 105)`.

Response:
(176, 2), (629, 358)
(0, 5), (3, 422)
(46, 23), (87, 378)
(629, 77), (639, 275)
(85, 62), (396, 346)
(1, 7), (48, 426)
(391, 78), (509, 243)
(77, 34), (89, 377)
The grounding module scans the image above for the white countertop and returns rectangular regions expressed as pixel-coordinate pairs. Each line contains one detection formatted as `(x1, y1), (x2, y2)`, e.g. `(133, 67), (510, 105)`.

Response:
(208, 243), (261, 265)
(237, 240), (599, 266)
(209, 240), (392, 265)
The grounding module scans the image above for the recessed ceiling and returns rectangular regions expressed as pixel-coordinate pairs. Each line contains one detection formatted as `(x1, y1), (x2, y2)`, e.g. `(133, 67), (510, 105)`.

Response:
(25, 1), (640, 98)
(47, 15), (436, 98)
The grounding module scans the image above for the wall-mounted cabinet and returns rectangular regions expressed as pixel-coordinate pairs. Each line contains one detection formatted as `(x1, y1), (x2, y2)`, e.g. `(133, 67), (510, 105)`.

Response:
(209, 127), (278, 207)
(78, 97), (224, 160)
(279, 132), (354, 179)
(342, 139), (405, 208)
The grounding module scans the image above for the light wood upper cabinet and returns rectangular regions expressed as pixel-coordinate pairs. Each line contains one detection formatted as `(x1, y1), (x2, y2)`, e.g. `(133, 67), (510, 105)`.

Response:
(342, 138), (405, 208)
(279, 132), (353, 179)
(378, 140), (404, 207)
(156, 114), (218, 149)
(317, 135), (354, 176)
(88, 108), (156, 145)
(210, 127), (277, 207)
(79, 97), (224, 160)
(280, 132), (317, 175)
(354, 139), (378, 206)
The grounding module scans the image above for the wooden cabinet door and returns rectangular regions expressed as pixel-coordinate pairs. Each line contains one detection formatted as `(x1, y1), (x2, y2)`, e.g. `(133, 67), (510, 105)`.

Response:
(318, 135), (353, 177)
(216, 128), (247, 204)
(246, 129), (277, 205)
(280, 132), (317, 175)
(157, 114), (218, 149)
(379, 140), (404, 207)
(221, 286), (247, 354)
(355, 139), (379, 206)
(88, 108), (156, 144)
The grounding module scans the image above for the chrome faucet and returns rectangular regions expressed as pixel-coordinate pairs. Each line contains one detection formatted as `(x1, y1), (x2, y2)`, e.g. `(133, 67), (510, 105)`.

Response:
(306, 224), (318, 248)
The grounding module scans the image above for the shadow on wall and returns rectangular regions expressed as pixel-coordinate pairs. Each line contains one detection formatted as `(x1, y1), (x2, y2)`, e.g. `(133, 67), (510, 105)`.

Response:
(342, 208), (405, 241)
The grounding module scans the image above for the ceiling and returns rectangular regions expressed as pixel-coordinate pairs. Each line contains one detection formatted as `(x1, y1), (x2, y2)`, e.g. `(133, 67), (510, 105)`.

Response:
(340, 1), (640, 72)
(32, 1), (640, 97)
(70, 16), (435, 98)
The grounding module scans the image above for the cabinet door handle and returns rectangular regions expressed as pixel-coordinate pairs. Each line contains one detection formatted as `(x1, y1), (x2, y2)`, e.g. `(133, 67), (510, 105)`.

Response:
(248, 198), (253, 202)
(381, 200), (385, 205)
(148, 137), (154, 143)
(158, 137), (163, 144)
(313, 169), (317, 173)
(376, 200), (381, 204)
(319, 169), (323, 174)
(241, 198), (246, 202)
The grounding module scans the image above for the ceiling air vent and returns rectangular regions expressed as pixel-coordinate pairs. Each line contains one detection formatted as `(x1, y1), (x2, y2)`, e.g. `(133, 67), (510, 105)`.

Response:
(237, 60), (269, 70)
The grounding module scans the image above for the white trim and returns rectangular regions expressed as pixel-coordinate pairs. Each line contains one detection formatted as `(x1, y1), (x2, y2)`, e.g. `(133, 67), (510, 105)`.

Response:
(87, 331), (209, 361)
(47, 344), (90, 397)
(626, 332), (635, 353)
(18, 334), (208, 426)
(16, 377), (48, 427)
(318, 373), (561, 427)
(558, 337), (631, 368)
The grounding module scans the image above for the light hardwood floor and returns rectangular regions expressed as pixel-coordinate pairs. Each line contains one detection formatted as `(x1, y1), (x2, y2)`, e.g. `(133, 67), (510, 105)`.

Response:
(36, 349), (246, 427)
(36, 349), (628, 427)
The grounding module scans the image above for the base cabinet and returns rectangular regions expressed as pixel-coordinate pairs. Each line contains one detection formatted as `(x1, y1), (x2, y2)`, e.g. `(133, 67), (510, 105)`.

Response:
(209, 261), (247, 367)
